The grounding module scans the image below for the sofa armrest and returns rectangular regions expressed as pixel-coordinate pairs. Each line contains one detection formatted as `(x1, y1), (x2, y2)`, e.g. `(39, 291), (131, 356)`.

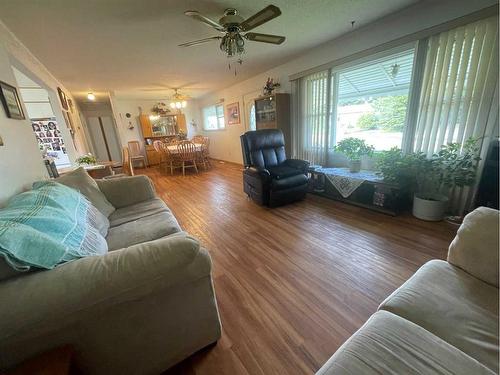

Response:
(96, 175), (156, 208)
(447, 206), (499, 287)
(0, 234), (212, 339)
(283, 158), (310, 173)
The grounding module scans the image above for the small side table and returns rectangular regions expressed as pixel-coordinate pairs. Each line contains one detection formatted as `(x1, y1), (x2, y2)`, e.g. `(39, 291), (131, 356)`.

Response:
(307, 165), (326, 193)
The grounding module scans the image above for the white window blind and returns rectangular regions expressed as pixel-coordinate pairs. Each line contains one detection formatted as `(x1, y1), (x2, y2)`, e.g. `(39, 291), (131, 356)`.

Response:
(414, 16), (499, 156)
(301, 70), (330, 165)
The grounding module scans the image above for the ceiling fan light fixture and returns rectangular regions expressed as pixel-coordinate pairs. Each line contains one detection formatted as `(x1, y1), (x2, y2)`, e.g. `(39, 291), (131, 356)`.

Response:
(87, 92), (96, 101)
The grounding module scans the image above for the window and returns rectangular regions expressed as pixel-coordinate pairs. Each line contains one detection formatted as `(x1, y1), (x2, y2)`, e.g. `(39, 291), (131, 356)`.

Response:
(296, 47), (416, 164)
(249, 104), (256, 131)
(334, 49), (415, 151)
(203, 104), (225, 130)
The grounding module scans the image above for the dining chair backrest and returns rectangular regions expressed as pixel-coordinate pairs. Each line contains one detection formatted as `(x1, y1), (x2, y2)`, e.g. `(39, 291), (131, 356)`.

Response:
(202, 136), (210, 156)
(152, 140), (163, 153)
(121, 146), (134, 176)
(191, 135), (205, 143)
(177, 141), (197, 161)
(128, 140), (142, 157)
(168, 138), (180, 145)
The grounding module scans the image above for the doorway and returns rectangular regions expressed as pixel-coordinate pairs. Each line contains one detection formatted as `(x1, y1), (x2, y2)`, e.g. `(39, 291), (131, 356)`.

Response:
(86, 116), (121, 162)
(12, 67), (71, 168)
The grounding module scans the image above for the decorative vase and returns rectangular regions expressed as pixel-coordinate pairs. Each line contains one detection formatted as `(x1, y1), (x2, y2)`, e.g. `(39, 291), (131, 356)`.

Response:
(412, 194), (449, 221)
(349, 160), (361, 173)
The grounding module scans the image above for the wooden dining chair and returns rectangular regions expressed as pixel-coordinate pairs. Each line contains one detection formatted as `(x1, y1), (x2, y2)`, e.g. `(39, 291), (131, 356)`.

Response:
(128, 140), (147, 168)
(177, 141), (198, 176)
(191, 135), (205, 143)
(121, 146), (134, 176)
(153, 140), (165, 169)
(201, 136), (212, 168)
(162, 143), (182, 175)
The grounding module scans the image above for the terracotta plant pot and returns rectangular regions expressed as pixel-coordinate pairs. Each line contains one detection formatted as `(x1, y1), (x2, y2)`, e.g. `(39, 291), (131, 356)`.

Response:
(349, 160), (361, 173)
(412, 194), (449, 221)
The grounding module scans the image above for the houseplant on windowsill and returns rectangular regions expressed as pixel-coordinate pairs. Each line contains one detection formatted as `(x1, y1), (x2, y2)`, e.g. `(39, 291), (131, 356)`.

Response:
(376, 138), (481, 221)
(334, 137), (375, 172)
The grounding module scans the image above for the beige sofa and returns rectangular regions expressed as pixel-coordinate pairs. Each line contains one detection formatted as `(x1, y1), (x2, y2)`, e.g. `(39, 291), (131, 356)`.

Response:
(0, 175), (222, 374)
(317, 206), (499, 375)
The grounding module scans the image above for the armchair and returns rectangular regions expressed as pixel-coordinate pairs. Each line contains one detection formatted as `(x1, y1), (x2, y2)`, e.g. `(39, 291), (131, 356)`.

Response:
(240, 129), (309, 207)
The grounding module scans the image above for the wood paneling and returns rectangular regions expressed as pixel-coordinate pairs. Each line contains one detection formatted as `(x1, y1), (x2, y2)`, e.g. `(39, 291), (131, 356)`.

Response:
(139, 163), (456, 375)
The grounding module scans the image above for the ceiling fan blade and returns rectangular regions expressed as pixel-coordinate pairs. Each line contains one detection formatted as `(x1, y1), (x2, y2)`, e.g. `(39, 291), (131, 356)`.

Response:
(245, 32), (285, 44)
(184, 10), (225, 31)
(178, 36), (221, 47)
(239, 5), (281, 32)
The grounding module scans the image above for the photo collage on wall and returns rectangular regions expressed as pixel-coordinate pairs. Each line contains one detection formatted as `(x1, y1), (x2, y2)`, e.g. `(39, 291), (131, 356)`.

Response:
(32, 119), (66, 154)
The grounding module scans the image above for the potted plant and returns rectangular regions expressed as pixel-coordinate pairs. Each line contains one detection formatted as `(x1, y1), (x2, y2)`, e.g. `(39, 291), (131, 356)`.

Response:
(376, 138), (481, 221)
(334, 137), (375, 172)
(75, 153), (97, 166)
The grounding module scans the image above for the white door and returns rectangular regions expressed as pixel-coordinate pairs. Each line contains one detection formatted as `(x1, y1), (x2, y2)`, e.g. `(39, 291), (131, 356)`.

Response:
(87, 116), (121, 161)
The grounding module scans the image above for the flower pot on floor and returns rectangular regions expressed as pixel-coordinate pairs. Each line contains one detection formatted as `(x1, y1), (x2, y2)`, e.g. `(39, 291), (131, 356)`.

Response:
(349, 160), (361, 173)
(412, 194), (449, 221)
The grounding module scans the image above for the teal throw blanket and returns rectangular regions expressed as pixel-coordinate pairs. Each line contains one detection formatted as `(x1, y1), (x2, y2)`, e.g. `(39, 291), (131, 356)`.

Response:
(0, 181), (107, 271)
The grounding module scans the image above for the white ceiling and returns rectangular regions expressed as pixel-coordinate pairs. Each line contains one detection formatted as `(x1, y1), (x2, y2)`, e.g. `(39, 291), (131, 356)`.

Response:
(0, 0), (419, 100)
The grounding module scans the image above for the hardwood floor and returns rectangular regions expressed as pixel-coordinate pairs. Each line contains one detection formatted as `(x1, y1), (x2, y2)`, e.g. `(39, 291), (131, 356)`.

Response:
(140, 162), (457, 375)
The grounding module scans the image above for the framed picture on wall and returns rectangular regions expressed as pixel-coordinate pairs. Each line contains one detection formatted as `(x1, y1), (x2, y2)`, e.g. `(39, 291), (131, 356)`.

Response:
(57, 87), (69, 110)
(226, 102), (240, 125)
(0, 81), (25, 119)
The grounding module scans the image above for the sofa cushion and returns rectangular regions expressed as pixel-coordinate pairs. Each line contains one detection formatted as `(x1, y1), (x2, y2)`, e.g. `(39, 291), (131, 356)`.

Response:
(378, 259), (499, 373)
(108, 198), (169, 228)
(448, 206), (499, 287)
(271, 173), (308, 191)
(316, 310), (494, 375)
(56, 167), (115, 217)
(267, 165), (303, 179)
(106, 211), (182, 251)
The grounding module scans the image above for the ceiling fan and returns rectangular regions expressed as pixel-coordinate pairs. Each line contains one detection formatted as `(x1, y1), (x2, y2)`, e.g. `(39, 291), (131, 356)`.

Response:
(178, 5), (285, 59)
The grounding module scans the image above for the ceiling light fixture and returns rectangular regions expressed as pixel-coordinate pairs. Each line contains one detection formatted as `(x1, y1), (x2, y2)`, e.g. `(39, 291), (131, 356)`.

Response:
(87, 92), (96, 101)
(169, 89), (188, 110)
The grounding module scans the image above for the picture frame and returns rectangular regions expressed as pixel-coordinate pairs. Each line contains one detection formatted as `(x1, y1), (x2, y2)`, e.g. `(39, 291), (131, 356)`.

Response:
(226, 102), (240, 125)
(57, 87), (68, 110)
(0, 81), (25, 120)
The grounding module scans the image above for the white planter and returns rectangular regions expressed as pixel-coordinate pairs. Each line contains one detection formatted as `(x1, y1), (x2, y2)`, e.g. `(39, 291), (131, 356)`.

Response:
(412, 194), (449, 221)
(349, 160), (361, 173)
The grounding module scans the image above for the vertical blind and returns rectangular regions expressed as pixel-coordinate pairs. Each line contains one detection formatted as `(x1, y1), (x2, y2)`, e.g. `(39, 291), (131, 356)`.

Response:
(414, 16), (499, 156)
(293, 70), (331, 165)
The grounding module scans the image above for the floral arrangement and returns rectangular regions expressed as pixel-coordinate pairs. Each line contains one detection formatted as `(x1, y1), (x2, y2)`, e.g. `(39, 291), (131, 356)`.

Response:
(151, 102), (170, 115)
(76, 153), (97, 165)
(263, 77), (280, 96)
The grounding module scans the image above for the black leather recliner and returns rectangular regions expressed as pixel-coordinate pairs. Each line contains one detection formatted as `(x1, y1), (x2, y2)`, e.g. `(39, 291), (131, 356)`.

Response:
(240, 129), (309, 207)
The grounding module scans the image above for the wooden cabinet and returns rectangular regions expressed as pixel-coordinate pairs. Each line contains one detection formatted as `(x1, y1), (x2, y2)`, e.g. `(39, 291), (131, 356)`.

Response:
(145, 145), (161, 166)
(139, 113), (186, 138)
(139, 113), (187, 166)
(255, 93), (290, 155)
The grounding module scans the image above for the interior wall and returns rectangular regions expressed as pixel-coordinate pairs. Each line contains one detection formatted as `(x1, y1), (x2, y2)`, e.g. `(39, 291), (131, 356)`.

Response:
(0, 41), (47, 205)
(0, 19), (91, 204)
(109, 94), (201, 154)
(197, 0), (498, 164)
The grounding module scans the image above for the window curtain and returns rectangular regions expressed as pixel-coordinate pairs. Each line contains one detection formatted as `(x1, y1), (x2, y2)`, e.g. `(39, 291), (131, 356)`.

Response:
(414, 16), (499, 157)
(291, 70), (331, 165)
